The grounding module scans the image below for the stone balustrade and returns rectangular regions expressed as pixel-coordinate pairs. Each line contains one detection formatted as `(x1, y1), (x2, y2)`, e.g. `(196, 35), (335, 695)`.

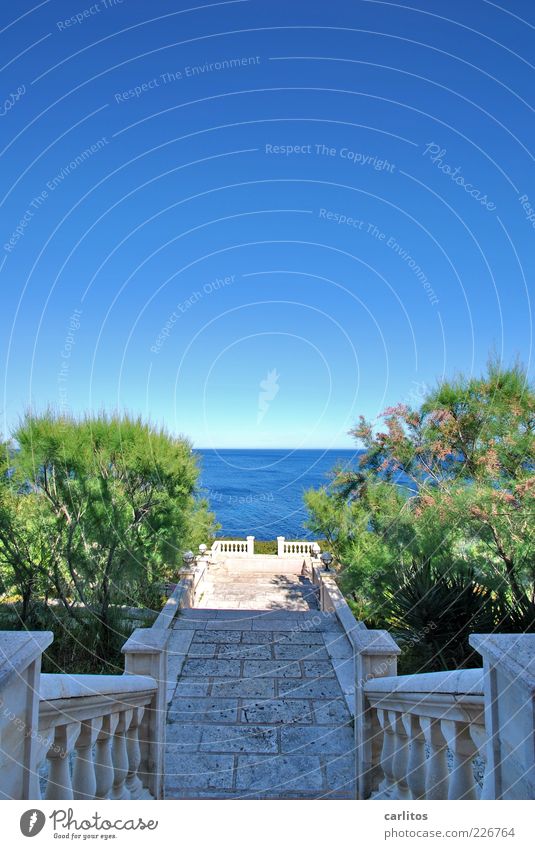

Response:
(211, 537), (254, 555)
(277, 537), (318, 556)
(363, 668), (487, 800)
(37, 673), (157, 800)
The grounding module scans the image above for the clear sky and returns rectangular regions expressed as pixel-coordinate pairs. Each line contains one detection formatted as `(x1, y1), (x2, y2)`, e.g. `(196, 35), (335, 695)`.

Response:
(1, 0), (534, 448)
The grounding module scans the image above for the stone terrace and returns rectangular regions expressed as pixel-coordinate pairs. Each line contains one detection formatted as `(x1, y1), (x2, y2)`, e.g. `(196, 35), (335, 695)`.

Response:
(164, 607), (356, 799)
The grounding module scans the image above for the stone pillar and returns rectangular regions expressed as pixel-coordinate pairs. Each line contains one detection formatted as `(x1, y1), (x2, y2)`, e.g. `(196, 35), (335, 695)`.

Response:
(277, 536), (285, 557)
(470, 633), (535, 800)
(352, 630), (401, 799)
(0, 631), (53, 799)
(246, 535), (255, 555)
(122, 628), (170, 799)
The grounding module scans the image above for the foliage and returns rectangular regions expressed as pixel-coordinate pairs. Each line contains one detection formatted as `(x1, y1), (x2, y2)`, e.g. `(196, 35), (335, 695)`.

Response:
(0, 412), (217, 664)
(306, 360), (535, 672)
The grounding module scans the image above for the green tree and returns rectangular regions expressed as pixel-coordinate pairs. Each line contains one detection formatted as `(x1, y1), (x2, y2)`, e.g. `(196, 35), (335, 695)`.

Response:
(306, 361), (535, 669)
(5, 412), (216, 654)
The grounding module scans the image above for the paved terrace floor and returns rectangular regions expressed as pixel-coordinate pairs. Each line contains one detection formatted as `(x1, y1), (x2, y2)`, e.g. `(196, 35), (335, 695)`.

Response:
(164, 558), (356, 799)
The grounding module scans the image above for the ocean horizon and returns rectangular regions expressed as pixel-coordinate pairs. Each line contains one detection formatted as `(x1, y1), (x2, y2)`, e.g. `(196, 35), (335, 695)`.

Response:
(194, 447), (362, 540)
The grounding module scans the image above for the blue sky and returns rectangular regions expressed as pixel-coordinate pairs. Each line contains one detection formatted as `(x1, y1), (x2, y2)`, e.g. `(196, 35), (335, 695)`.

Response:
(1, 0), (534, 448)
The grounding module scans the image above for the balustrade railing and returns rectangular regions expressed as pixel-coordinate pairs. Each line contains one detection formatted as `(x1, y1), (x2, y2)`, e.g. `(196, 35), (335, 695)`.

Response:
(211, 537), (254, 555)
(37, 674), (157, 800)
(363, 669), (487, 800)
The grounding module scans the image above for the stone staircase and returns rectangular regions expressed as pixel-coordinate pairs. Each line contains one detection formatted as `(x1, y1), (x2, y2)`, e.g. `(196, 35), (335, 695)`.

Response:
(164, 605), (356, 799)
(196, 556), (319, 611)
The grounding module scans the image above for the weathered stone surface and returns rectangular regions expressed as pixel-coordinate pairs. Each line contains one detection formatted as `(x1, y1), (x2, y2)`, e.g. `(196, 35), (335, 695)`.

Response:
(241, 699), (314, 725)
(211, 678), (277, 699)
(278, 679), (343, 699)
(183, 658), (241, 678)
(218, 643), (272, 660)
(281, 724), (354, 755)
(313, 699), (351, 724)
(199, 724), (278, 753)
(273, 631), (325, 645)
(168, 697), (239, 723)
(173, 679), (210, 697)
(302, 660), (335, 678)
(192, 630), (241, 643)
(187, 643), (217, 658)
(235, 754), (324, 792)
(242, 660), (301, 678)
(165, 727), (202, 751)
(165, 753), (235, 790)
(274, 644), (329, 660)
(324, 752), (357, 796)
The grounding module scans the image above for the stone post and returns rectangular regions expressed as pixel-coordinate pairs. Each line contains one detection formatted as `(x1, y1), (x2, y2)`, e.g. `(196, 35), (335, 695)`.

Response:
(246, 535), (255, 555)
(0, 631), (53, 800)
(352, 630), (401, 799)
(470, 633), (535, 800)
(277, 536), (285, 557)
(122, 628), (170, 799)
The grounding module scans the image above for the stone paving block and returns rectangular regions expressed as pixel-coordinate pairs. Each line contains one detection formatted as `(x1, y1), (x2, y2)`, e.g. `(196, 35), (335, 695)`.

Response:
(165, 726), (202, 751)
(278, 678), (343, 700)
(302, 660), (335, 678)
(218, 643), (272, 660)
(324, 752), (357, 797)
(312, 699), (352, 724)
(174, 679), (210, 697)
(281, 724), (354, 755)
(168, 697), (239, 723)
(272, 631), (325, 645)
(187, 643), (217, 658)
(165, 753), (235, 790)
(242, 659), (302, 679)
(274, 644), (329, 660)
(241, 699), (314, 725)
(183, 658), (241, 678)
(240, 632), (275, 645)
(199, 724), (278, 753)
(235, 754), (324, 793)
(192, 629), (241, 643)
(211, 678), (276, 699)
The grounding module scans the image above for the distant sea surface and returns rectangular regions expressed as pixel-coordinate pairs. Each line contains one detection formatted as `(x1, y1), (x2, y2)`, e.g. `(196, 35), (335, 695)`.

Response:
(195, 448), (361, 540)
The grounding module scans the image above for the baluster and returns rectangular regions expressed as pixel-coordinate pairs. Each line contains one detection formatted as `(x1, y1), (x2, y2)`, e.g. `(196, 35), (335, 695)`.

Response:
(72, 717), (102, 800)
(402, 713), (427, 799)
(469, 722), (491, 799)
(375, 709), (397, 798)
(420, 717), (449, 799)
(31, 727), (56, 800)
(441, 719), (478, 800)
(95, 713), (119, 799)
(390, 711), (411, 800)
(126, 707), (146, 799)
(111, 709), (133, 800)
(45, 722), (81, 800)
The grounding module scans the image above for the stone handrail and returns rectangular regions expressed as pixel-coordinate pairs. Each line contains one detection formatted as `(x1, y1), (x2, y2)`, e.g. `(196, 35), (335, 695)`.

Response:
(277, 537), (317, 556)
(211, 537), (254, 555)
(37, 673), (157, 800)
(363, 668), (487, 800)
(354, 631), (535, 801)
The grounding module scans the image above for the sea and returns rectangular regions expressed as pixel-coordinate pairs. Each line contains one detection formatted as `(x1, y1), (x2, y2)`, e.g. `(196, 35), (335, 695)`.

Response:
(195, 448), (362, 540)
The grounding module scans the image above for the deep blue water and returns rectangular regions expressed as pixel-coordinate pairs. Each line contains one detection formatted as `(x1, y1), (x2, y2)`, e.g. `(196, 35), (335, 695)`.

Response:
(195, 448), (361, 540)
